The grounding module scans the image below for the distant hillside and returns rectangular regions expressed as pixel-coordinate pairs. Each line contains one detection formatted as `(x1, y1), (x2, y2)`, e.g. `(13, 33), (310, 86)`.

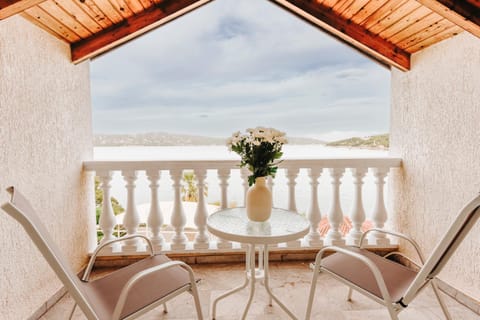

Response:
(94, 132), (325, 146)
(326, 134), (389, 149)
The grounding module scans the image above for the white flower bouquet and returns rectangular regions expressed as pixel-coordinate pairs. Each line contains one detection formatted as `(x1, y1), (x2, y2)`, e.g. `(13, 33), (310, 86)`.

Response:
(227, 127), (287, 186)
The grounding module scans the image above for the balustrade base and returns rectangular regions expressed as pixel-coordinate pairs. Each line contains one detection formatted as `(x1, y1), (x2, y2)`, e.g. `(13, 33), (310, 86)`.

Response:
(323, 239), (345, 246)
(89, 246), (398, 268)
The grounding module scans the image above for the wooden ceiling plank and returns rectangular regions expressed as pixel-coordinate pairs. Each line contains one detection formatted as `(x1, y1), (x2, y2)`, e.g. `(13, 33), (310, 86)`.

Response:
(378, 5), (432, 38)
(21, 11), (65, 40)
(75, 0), (113, 29)
(55, 0), (103, 33)
(351, 0), (385, 25)
(341, 0), (370, 20)
(396, 16), (453, 48)
(272, 0), (410, 70)
(108, 0), (135, 19)
(93, 0), (123, 23)
(415, 0), (480, 38)
(405, 24), (462, 51)
(369, 0), (421, 34)
(387, 11), (441, 43)
(362, 0), (411, 30)
(71, 0), (213, 63)
(39, 0), (92, 38)
(124, 0), (145, 13)
(25, 5), (81, 41)
(321, 0), (338, 9)
(0, 0), (45, 20)
(137, 0), (153, 10)
(332, 0), (356, 15)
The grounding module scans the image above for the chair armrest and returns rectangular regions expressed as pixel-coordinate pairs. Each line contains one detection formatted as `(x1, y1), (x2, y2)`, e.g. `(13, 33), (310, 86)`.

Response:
(315, 246), (395, 304)
(82, 234), (154, 281)
(360, 228), (426, 264)
(111, 261), (196, 320)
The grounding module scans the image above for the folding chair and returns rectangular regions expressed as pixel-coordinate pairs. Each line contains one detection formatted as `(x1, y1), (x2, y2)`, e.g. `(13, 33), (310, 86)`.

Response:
(1, 186), (204, 320)
(305, 193), (480, 320)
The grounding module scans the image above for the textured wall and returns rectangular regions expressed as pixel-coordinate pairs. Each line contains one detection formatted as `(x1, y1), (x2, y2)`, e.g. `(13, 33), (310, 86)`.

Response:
(0, 17), (94, 318)
(390, 32), (480, 300)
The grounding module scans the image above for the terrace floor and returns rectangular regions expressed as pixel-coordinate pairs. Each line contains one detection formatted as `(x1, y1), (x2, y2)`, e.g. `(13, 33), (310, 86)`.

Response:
(42, 261), (479, 319)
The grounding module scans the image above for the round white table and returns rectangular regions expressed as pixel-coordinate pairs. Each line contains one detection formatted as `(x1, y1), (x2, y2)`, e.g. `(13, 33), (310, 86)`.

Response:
(207, 207), (309, 320)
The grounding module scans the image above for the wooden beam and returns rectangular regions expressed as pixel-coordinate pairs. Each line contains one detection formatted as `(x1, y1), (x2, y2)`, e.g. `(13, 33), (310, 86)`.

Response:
(0, 0), (45, 19)
(415, 0), (480, 38)
(71, 0), (213, 64)
(271, 0), (411, 71)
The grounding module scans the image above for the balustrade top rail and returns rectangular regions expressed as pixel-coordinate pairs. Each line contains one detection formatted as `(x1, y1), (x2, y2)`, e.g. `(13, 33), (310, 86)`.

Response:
(83, 157), (402, 172)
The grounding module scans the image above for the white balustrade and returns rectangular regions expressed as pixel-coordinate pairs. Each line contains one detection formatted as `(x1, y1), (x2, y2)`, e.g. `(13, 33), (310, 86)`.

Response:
(146, 169), (164, 252)
(325, 168), (345, 246)
(240, 168), (249, 206)
(122, 170), (142, 252)
(285, 168), (299, 212)
(170, 169), (187, 250)
(347, 168), (367, 246)
(84, 158), (401, 255)
(304, 168), (323, 247)
(193, 168), (209, 249)
(217, 168), (232, 249)
(367, 167), (391, 246)
(98, 171), (116, 253)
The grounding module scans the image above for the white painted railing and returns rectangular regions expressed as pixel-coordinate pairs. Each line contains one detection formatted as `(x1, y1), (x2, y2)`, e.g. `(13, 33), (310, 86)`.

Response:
(84, 158), (401, 254)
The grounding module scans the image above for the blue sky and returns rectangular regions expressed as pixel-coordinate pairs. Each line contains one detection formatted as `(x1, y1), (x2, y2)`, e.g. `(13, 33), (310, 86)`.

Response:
(90, 0), (390, 141)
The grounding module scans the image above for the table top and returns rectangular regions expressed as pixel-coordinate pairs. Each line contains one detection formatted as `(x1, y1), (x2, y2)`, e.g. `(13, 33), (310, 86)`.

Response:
(207, 207), (309, 245)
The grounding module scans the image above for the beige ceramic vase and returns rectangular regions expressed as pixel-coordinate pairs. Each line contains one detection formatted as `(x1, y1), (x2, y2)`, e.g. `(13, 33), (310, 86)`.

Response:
(246, 176), (272, 222)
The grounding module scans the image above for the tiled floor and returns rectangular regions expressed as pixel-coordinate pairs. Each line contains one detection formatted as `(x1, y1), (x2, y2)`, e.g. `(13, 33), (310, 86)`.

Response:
(42, 262), (479, 319)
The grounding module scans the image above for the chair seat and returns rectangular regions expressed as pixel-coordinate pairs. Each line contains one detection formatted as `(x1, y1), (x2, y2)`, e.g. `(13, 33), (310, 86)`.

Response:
(321, 248), (418, 302)
(81, 254), (190, 319)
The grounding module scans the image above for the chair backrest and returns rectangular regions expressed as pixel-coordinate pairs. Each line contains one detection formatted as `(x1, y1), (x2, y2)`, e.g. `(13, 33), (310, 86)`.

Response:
(1, 187), (99, 319)
(402, 193), (480, 305)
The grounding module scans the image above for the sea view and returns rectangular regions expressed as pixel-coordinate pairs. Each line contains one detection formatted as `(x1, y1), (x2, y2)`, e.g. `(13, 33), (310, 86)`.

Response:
(94, 145), (389, 226)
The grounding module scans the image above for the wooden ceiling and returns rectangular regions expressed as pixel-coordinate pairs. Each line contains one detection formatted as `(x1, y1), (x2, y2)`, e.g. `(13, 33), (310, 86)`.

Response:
(0, 0), (479, 70)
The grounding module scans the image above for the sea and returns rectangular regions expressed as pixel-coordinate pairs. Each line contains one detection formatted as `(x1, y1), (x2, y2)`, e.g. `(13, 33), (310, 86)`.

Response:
(94, 145), (389, 225)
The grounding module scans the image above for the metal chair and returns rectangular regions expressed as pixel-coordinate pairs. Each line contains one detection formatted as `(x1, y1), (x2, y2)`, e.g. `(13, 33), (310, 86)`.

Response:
(1, 186), (204, 320)
(305, 193), (480, 320)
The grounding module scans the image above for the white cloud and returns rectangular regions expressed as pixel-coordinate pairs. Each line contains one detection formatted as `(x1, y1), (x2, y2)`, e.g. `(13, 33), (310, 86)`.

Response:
(90, 0), (390, 138)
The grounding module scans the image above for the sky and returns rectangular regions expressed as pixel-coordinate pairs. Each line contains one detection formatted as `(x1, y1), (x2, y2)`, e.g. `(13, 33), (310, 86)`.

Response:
(90, 0), (391, 142)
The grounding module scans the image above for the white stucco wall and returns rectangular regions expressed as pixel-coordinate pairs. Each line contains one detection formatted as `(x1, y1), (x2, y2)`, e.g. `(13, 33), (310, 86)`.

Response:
(390, 32), (480, 300)
(0, 17), (94, 318)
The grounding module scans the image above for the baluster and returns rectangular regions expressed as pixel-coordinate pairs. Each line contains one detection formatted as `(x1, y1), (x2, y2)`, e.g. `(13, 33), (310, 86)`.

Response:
(122, 170), (142, 252)
(194, 168), (209, 249)
(240, 167), (250, 206)
(347, 168), (367, 246)
(325, 168), (345, 246)
(218, 168), (230, 209)
(98, 171), (117, 253)
(146, 169), (164, 252)
(217, 168), (233, 249)
(170, 169), (187, 250)
(285, 168), (299, 212)
(304, 168), (323, 247)
(367, 168), (391, 246)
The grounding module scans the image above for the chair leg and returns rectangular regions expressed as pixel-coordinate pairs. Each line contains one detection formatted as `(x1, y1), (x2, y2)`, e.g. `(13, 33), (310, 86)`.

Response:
(305, 258), (322, 320)
(346, 288), (353, 301)
(386, 304), (399, 320)
(431, 280), (452, 320)
(68, 303), (77, 320)
(190, 282), (204, 320)
(163, 303), (168, 314)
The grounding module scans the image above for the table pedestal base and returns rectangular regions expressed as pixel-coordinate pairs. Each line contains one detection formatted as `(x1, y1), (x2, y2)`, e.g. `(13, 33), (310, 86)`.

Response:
(212, 244), (298, 320)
